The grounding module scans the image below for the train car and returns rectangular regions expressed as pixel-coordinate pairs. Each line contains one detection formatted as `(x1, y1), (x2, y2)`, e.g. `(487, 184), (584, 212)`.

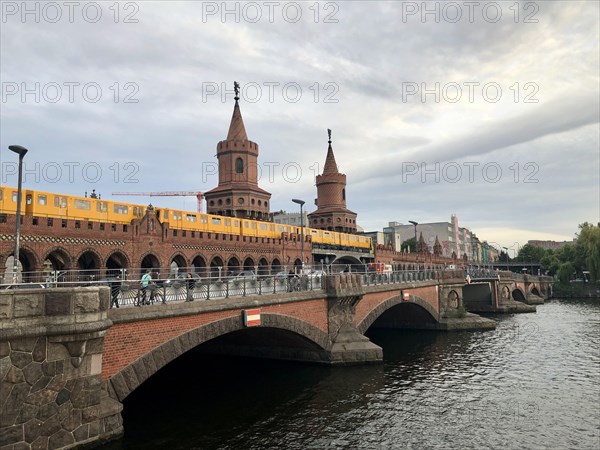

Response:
(0, 186), (144, 224)
(160, 208), (240, 235)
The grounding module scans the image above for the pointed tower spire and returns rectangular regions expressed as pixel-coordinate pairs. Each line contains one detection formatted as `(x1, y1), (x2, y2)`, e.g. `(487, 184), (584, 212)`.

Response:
(323, 128), (339, 174)
(308, 129), (357, 233)
(227, 81), (248, 141)
(205, 81), (271, 220)
(433, 235), (442, 256)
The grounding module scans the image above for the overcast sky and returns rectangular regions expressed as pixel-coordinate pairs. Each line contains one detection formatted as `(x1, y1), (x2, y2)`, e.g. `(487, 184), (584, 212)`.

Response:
(1, 0), (598, 253)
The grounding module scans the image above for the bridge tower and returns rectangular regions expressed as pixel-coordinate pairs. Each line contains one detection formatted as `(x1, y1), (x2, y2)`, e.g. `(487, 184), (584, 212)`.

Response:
(308, 130), (357, 233)
(204, 81), (271, 220)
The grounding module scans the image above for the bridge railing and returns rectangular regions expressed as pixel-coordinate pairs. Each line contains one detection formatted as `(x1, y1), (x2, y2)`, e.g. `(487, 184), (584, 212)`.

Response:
(361, 270), (437, 286)
(2, 269), (469, 308)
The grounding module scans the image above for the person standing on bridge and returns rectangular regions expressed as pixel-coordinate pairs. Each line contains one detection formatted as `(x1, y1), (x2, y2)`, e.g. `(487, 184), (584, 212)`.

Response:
(186, 272), (195, 301)
(110, 275), (121, 308)
(140, 269), (152, 306)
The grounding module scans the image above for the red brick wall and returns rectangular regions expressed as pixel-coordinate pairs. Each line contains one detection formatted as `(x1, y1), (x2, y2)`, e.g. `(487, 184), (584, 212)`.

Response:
(102, 298), (328, 380)
(356, 285), (440, 325)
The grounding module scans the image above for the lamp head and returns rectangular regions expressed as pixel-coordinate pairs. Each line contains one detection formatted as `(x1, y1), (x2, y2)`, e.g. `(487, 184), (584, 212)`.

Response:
(9, 145), (28, 157)
(291, 198), (305, 206)
(408, 220), (418, 226)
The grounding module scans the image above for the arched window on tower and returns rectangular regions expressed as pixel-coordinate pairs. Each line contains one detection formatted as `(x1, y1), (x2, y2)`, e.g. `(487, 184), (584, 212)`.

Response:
(342, 189), (346, 201)
(235, 158), (244, 174)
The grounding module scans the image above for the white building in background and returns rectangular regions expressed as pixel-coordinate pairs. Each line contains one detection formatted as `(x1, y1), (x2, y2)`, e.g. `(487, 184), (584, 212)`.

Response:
(378, 215), (481, 262)
(272, 210), (310, 227)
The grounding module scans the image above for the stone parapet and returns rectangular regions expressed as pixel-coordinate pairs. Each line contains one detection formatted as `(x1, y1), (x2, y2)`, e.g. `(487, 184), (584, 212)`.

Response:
(0, 287), (120, 449)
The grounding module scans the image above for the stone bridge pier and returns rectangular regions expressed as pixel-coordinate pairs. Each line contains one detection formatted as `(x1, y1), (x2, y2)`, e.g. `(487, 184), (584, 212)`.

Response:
(325, 274), (383, 364)
(0, 288), (122, 449)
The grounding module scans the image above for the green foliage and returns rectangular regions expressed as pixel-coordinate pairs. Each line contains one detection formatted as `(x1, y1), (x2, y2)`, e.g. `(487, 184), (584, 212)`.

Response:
(557, 262), (575, 284)
(516, 223), (600, 282)
(401, 237), (417, 253)
(576, 222), (600, 281)
(515, 244), (546, 263)
(498, 250), (510, 262)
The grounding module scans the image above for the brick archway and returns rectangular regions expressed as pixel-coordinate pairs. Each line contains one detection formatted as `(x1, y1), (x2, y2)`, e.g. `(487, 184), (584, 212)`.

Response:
(357, 294), (439, 334)
(106, 313), (330, 402)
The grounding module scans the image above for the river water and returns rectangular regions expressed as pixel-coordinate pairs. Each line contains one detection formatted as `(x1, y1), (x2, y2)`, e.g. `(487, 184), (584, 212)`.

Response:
(102, 298), (600, 449)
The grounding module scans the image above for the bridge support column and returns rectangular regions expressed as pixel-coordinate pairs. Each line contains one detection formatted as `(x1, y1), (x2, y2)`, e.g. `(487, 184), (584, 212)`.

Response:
(325, 274), (382, 364)
(0, 287), (121, 449)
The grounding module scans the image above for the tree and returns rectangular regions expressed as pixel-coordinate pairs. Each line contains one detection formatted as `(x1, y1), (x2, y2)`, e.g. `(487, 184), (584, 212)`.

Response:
(401, 238), (416, 253)
(515, 244), (546, 263)
(557, 262), (575, 284)
(498, 250), (510, 263)
(575, 222), (600, 281)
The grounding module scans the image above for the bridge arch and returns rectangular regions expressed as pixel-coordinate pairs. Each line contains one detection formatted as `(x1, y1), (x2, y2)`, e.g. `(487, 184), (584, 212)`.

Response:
(512, 288), (526, 301)
(43, 247), (72, 271)
(358, 294), (439, 334)
(105, 251), (129, 272)
(76, 249), (101, 272)
(530, 286), (541, 297)
(107, 314), (330, 402)
(191, 255), (207, 277)
(140, 252), (161, 270)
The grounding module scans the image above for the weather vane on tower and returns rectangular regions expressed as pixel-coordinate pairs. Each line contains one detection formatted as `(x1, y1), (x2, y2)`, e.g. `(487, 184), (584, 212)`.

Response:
(234, 81), (240, 103)
(327, 128), (332, 144)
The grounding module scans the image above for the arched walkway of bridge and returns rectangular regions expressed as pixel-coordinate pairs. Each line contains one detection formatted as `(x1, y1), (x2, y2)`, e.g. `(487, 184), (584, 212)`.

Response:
(512, 288), (526, 301)
(358, 295), (439, 334)
(107, 314), (331, 402)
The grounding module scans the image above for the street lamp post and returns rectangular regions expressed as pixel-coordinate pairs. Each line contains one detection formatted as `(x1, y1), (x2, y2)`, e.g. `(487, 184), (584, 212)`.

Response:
(292, 199), (306, 273)
(408, 220), (418, 265)
(9, 145), (28, 283)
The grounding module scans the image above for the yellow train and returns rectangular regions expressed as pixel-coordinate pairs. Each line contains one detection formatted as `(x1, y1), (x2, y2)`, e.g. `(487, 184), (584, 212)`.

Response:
(0, 186), (372, 252)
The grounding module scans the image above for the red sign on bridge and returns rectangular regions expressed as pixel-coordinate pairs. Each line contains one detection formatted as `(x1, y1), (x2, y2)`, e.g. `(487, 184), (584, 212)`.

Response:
(243, 308), (261, 327)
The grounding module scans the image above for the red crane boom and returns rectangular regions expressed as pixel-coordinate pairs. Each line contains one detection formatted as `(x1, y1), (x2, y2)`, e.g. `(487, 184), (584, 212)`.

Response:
(112, 191), (204, 212)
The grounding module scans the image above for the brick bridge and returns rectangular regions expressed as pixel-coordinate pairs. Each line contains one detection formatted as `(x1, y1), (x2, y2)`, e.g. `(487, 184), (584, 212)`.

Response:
(0, 271), (552, 449)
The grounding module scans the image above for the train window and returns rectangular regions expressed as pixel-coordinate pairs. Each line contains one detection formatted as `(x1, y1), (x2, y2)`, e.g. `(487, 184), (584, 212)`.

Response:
(12, 191), (17, 202)
(37, 195), (47, 205)
(0, 189), (3, 200)
(54, 196), (67, 208)
(212, 218), (221, 225)
(186, 214), (197, 222)
(252, 222), (257, 229)
(225, 219), (231, 226)
(277, 225), (283, 232)
(114, 204), (128, 214)
(26, 194), (32, 205)
(74, 199), (91, 210)
(234, 220), (239, 227)
(244, 221), (248, 228)
(311, 230), (317, 235)
(96, 202), (108, 212)
(173, 212), (182, 220)
(200, 216), (208, 224)
(261, 224), (268, 231)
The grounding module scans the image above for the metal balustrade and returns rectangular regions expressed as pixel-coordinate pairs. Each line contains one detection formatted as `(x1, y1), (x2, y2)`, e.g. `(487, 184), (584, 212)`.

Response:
(1, 267), (455, 308)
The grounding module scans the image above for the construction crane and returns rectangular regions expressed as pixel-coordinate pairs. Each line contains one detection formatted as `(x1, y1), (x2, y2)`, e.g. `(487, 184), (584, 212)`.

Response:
(112, 192), (204, 212)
